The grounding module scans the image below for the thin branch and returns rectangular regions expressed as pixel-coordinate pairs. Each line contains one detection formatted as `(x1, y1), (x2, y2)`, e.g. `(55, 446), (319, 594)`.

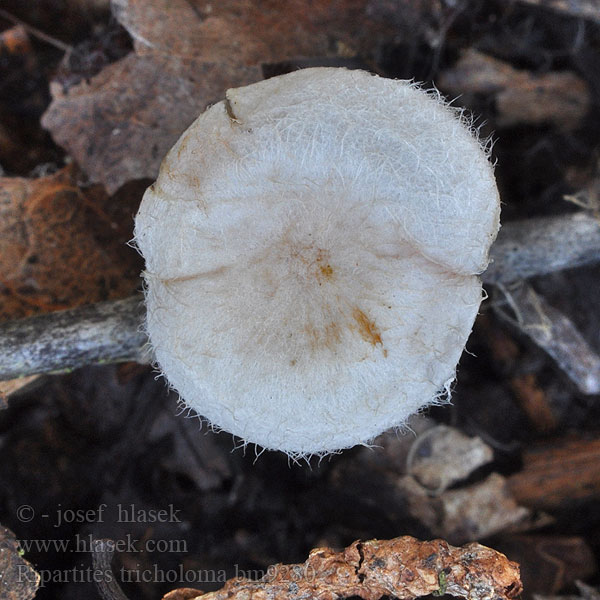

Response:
(493, 280), (600, 394)
(0, 8), (72, 53)
(0, 295), (149, 381)
(483, 212), (600, 284)
(0, 213), (598, 382)
(92, 539), (132, 600)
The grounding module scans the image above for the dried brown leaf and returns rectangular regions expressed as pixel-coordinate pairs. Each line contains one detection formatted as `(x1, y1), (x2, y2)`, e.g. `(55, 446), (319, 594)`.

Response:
(42, 54), (260, 193)
(165, 536), (521, 600)
(112, 0), (389, 64)
(400, 474), (531, 544)
(0, 164), (141, 319)
(406, 425), (494, 493)
(42, 0), (398, 193)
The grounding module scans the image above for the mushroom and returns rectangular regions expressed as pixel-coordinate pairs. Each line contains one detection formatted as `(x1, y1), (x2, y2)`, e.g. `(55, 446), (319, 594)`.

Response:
(134, 67), (500, 457)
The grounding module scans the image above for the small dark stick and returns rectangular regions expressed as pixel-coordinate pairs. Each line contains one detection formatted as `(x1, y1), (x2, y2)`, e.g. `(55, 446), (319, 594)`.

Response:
(91, 539), (131, 600)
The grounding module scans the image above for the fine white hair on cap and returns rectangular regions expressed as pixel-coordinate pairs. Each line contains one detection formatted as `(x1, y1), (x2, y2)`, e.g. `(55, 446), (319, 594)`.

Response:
(134, 67), (500, 456)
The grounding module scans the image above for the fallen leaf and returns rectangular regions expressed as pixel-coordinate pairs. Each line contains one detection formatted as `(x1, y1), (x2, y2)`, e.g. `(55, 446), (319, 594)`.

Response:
(112, 0), (390, 64)
(399, 473), (531, 544)
(43, 54), (260, 193)
(406, 424), (494, 493)
(42, 0), (400, 193)
(0, 164), (141, 319)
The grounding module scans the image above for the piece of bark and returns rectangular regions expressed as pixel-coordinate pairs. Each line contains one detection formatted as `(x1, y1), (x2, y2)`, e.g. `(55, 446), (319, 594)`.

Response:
(438, 49), (590, 130)
(0, 525), (40, 600)
(165, 536), (522, 600)
(508, 437), (600, 510)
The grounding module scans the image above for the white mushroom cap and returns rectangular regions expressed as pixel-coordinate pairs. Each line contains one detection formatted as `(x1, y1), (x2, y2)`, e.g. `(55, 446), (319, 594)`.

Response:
(134, 67), (500, 456)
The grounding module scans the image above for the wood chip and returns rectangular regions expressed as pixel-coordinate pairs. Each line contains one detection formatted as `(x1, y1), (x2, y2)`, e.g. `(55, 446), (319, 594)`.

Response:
(508, 437), (600, 510)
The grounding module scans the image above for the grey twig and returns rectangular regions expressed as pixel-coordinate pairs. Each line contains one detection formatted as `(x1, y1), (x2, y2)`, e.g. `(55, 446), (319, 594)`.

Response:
(0, 212), (598, 382)
(493, 280), (600, 395)
(0, 295), (149, 381)
(483, 212), (600, 284)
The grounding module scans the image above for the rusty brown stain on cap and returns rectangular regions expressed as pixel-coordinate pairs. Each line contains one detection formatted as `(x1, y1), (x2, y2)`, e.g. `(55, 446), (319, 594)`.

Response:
(352, 307), (387, 356)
